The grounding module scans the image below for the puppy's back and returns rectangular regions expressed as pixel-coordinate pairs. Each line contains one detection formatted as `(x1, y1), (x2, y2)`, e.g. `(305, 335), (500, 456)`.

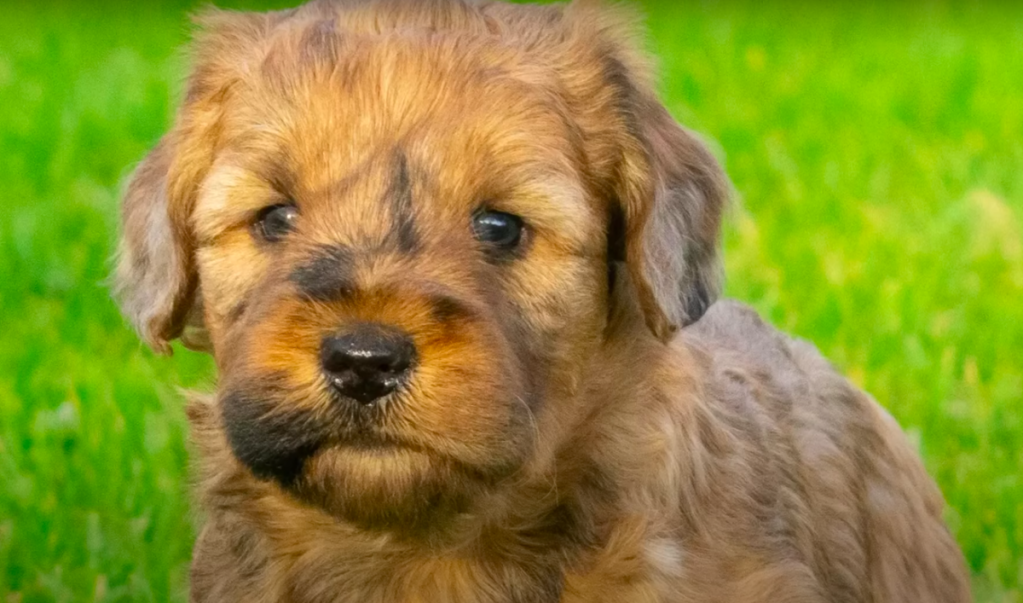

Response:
(684, 301), (971, 602)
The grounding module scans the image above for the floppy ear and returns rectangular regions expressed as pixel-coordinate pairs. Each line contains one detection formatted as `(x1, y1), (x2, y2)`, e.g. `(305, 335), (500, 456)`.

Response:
(555, 2), (727, 341)
(114, 9), (272, 354)
(616, 93), (727, 341)
(114, 135), (200, 355)
(560, 1), (728, 341)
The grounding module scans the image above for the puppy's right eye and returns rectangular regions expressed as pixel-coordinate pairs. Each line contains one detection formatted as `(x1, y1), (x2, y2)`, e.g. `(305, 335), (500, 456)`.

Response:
(255, 204), (299, 243)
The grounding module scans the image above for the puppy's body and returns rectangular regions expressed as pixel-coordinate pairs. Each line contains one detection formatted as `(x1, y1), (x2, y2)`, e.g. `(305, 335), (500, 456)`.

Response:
(186, 300), (967, 603)
(114, 0), (971, 601)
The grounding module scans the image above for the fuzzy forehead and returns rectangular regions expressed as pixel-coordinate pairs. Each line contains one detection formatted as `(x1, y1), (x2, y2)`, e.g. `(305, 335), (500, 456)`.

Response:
(191, 0), (573, 119)
(188, 2), (613, 193)
(185, 0), (644, 154)
(190, 0), (572, 79)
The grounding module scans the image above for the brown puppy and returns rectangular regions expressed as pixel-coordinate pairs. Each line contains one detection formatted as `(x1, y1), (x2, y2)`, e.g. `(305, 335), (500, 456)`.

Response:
(114, 1), (972, 601)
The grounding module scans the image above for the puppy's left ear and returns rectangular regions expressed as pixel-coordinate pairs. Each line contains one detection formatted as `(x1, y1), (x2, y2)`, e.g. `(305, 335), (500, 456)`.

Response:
(558, 2), (726, 341)
(563, 1), (728, 341)
(616, 92), (728, 341)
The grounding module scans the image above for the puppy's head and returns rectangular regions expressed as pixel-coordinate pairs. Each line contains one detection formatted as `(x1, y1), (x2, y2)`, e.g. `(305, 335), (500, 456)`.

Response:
(115, 0), (725, 533)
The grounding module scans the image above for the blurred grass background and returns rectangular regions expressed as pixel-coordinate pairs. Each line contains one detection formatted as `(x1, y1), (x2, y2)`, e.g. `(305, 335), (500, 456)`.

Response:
(0, 0), (1020, 601)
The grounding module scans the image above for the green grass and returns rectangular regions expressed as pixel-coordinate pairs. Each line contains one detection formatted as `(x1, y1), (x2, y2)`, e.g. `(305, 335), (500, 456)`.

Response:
(1, 0), (1020, 601)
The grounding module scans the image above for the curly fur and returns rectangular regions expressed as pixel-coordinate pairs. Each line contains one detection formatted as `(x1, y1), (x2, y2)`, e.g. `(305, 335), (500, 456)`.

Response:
(114, 1), (971, 601)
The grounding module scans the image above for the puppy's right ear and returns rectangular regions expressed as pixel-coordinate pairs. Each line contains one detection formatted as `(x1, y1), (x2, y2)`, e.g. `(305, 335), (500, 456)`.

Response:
(114, 8), (274, 354)
(114, 135), (199, 355)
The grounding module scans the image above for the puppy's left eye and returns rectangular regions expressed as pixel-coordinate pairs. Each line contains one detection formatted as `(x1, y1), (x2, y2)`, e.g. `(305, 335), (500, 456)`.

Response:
(472, 210), (524, 251)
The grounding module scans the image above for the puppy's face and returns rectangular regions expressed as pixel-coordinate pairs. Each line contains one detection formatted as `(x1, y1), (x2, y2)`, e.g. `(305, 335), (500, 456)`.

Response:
(116, 0), (725, 533)
(195, 45), (610, 529)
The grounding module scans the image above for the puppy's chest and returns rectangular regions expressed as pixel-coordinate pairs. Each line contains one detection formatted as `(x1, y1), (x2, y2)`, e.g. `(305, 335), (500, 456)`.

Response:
(280, 558), (667, 603)
(213, 533), (677, 603)
(281, 552), (564, 603)
(195, 501), (681, 603)
(281, 532), (680, 603)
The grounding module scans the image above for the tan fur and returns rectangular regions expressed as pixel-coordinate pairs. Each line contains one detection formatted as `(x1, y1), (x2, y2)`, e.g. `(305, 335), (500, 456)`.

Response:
(115, 1), (971, 601)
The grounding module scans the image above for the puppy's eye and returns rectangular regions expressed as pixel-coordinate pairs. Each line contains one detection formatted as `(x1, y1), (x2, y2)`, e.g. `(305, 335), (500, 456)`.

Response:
(255, 204), (299, 242)
(472, 210), (524, 251)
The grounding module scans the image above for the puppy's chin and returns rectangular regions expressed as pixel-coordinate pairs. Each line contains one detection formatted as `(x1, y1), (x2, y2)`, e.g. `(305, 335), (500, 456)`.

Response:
(289, 443), (501, 534)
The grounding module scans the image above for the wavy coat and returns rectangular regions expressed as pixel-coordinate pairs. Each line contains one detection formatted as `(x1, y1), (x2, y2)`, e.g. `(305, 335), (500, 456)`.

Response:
(114, 1), (972, 601)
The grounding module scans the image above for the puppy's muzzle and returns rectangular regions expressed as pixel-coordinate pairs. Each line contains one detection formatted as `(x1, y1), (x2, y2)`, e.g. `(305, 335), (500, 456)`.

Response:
(320, 322), (416, 405)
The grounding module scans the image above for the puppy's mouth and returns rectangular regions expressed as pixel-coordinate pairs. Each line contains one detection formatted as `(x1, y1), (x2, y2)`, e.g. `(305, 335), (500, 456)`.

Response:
(219, 395), (498, 531)
(218, 386), (511, 502)
(219, 387), (425, 485)
(322, 431), (444, 464)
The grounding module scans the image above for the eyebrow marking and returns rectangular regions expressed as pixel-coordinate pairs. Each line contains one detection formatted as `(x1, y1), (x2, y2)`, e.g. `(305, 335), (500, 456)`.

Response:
(290, 245), (357, 302)
(386, 150), (420, 255)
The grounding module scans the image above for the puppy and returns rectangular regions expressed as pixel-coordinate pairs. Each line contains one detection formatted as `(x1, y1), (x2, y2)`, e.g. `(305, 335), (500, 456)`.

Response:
(114, 0), (972, 601)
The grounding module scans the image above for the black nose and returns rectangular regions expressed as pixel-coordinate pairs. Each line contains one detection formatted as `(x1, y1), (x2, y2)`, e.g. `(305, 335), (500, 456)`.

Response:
(320, 324), (416, 405)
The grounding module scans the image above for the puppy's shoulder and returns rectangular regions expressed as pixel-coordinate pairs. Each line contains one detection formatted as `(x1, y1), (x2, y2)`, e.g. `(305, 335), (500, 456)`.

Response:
(676, 305), (970, 602)
(680, 299), (947, 521)
(680, 299), (890, 465)
(682, 299), (841, 395)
